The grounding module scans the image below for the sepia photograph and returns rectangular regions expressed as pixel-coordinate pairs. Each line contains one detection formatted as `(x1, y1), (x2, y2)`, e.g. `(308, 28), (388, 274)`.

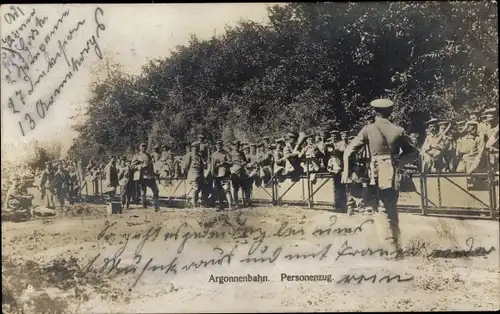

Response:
(1, 2), (499, 313)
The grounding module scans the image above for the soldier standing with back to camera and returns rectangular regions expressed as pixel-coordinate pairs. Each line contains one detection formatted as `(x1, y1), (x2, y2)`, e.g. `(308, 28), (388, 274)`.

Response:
(343, 99), (418, 252)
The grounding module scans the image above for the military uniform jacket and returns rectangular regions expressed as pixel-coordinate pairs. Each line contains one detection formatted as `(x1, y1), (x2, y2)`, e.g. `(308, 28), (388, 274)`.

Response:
(132, 152), (155, 181)
(229, 150), (247, 166)
(187, 152), (205, 180)
(345, 117), (417, 190)
(118, 164), (133, 185)
(105, 161), (119, 187)
(456, 134), (484, 157)
(211, 151), (230, 175)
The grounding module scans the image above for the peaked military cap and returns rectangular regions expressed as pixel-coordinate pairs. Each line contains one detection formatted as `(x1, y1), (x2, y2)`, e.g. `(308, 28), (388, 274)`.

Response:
(340, 131), (348, 135)
(275, 137), (285, 143)
(370, 98), (394, 108)
(250, 143), (257, 147)
(330, 130), (340, 134)
(139, 142), (148, 147)
(285, 131), (297, 138)
(269, 143), (277, 149)
(485, 107), (498, 114)
(425, 118), (438, 125)
(466, 120), (479, 126)
(262, 136), (270, 140)
(153, 144), (160, 149)
(437, 120), (449, 126)
(257, 142), (264, 147)
(191, 141), (201, 147)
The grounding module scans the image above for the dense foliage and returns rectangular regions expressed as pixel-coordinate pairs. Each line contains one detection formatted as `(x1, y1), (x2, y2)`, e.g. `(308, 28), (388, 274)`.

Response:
(69, 2), (498, 163)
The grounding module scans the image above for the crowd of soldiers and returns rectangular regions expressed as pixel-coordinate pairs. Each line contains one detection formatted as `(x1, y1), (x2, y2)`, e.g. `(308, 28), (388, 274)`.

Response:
(3, 106), (498, 216)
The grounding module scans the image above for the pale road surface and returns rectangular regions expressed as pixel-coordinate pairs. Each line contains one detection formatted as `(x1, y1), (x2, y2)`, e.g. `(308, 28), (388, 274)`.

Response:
(2, 205), (499, 313)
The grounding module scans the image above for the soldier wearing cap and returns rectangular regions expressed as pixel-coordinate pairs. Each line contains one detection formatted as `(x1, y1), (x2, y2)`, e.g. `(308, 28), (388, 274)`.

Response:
(185, 141), (206, 207)
(438, 120), (456, 172)
(228, 140), (250, 207)
(421, 118), (442, 173)
(53, 163), (72, 210)
(299, 133), (320, 174)
(245, 143), (260, 201)
(273, 138), (286, 176)
(284, 131), (304, 176)
(105, 155), (119, 196)
(328, 130), (349, 213)
(131, 142), (160, 211)
(210, 140), (231, 210)
(39, 162), (56, 208)
(118, 156), (133, 209)
(152, 144), (162, 164)
(342, 98), (418, 252)
(314, 130), (328, 171)
(256, 142), (274, 185)
(336, 131), (349, 152)
(456, 120), (486, 174)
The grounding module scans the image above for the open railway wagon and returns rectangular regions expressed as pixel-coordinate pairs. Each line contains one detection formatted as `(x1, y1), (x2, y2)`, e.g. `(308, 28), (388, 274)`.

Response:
(80, 158), (499, 221)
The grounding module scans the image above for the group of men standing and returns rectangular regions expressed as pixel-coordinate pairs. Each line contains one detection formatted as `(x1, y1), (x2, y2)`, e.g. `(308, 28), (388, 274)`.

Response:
(98, 128), (364, 212)
(420, 107), (499, 174)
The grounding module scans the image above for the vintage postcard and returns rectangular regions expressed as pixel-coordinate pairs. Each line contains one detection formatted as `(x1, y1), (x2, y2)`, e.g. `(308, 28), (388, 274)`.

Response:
(1, 3), (499, 313)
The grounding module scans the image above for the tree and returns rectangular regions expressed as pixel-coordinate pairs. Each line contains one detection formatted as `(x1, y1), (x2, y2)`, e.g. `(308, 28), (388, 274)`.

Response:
(69, 2), (498, 161)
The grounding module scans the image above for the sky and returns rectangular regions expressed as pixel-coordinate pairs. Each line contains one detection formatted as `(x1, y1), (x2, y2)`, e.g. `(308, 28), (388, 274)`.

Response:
(1, 3), (276, 164)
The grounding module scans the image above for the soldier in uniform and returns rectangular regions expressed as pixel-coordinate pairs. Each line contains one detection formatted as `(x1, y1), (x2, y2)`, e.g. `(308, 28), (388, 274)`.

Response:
(283, 132), (302, 176)
(41, 162), (56, 209)
(456, 121), (486, 174)
(210, 140), (231, 210)
(436, 120), (454, 172)
(152, 144), (162, 163)
(131, 142), (160, 211)
(186, 141), (205, 207)
(273, 138), (286, 177)
(315, 129), (329, 171)
(262, 136), (271, 152)
(342, 98), (418, 252)
(118, 156), (133, 209)
(53, 163), (71, 210)
(421, 118), (445, 173)
(336, 131), (349, 152)
(229, 140), (249, 207)
(299, 134), (320, 175)
(257, 142), (274, 185)
(105, 155), (119, 196)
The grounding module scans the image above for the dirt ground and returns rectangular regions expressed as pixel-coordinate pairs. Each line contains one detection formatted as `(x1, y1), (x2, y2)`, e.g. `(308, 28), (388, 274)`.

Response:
(2, 203), (499, 313)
